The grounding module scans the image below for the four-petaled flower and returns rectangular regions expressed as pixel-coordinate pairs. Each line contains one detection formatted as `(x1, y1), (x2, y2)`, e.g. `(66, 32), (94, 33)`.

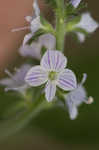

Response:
(0, 64), (31, 95)
(70, 0), (82, 8)
(65, 74), (93, 120)
(25, 50), (77, 102)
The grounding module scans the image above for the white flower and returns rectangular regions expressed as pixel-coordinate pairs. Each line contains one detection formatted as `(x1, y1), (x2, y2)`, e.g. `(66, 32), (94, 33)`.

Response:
(19, 34), (56, 60)
(0, 64), (31, 94)
(65, 74), (94, 120)
(75, 13), (99, 42)
(25, 50), (77, 102)
(70, 0), (82, 8)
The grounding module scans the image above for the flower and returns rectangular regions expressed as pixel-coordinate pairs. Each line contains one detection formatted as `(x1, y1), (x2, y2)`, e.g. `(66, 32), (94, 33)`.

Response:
(70, 0), (82, 8)
(25, 50), (77, 102)
(19, 33), (56, 60)
(23, 0), (42, 45)
(65, 74), (94, 120)
(0, 64), (31, 94)
(75, 13), (99, 42)
(12, 0), (42, 45)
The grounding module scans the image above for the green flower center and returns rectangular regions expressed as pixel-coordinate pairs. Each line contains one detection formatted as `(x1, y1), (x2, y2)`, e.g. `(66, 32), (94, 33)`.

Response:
(48, 71), (57, 81)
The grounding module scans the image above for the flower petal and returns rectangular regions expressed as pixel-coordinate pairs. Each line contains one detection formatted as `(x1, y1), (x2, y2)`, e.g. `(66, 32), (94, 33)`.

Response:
(57, 69), (77, 91)
(76, 13), (99, 33)
(14, 64), (32, 85)
(30, 16), (41, 33)
(0, 78), (14, 87)
(23, 33), (33, 45)
(70, 0), (82, 8)
(41, 50), (67, 71)
(19, 42), (41, 60)
(66, 99), (78, 120)
(76, 32), (85, 43)
(25, 66), (48, 87)
(45, 81), (56, 102)
(33, 0), (40, 17)
(39, 34), (56, 50)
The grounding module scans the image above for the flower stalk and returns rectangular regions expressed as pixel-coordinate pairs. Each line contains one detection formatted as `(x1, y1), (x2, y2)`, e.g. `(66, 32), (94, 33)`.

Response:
(55, 1), (66, 51)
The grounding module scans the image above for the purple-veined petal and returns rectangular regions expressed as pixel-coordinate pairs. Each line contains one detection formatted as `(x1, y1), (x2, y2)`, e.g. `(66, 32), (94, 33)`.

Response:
(57, 69), (77, 91)
(70, 0), (82, 8)
(39, 34), (56, 50)
(19, 42), (41, 60)
(23, 33), (33, 45)
(45, 81), (56, 102)
(25, 66), (48, 87)
(41, 50), (67, 71)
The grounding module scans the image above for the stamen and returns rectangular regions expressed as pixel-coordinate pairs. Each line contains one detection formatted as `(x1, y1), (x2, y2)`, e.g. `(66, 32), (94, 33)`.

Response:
(5, 69), (18, 84)
(5, 69), (13, 78)
(11, 26), (30, 32)
(85, 96), (94, 104)
(81, 73), (87, 85)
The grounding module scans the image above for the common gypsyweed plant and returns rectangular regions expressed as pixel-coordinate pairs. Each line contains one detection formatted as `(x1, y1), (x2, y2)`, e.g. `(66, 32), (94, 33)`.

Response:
(0, 0), (99, 137)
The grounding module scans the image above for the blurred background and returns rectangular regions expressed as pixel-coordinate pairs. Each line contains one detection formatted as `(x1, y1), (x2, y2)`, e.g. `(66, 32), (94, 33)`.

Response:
(0, 0), (99, 149)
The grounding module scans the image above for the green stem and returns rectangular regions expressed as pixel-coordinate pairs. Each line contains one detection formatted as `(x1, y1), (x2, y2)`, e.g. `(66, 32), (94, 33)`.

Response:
(56, 1), (66, 51)
(56, 18), (65, 51)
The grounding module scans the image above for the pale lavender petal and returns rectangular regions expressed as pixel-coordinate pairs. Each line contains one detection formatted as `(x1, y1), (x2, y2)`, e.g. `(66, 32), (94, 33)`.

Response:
(33, 0), (40, 17)
(45, 81), (56, 102)
(76, 13), (99, 33)
(70, 0), (82, 8)
(57, 69), (77, 91)
(30, 16), (41, 33)
(0, 64), (31, 92)
(13, 64), (32, 85)
(41, 50), (67, 71)
(39, 34), (56, 50)
(66, 85), (86, 107)
(66, 99), (78, 120)
(0, 78), (14, 87)
(23, 33), (33, 45)
(25, 66), (48, 86)
(19, 42), (41, 60)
